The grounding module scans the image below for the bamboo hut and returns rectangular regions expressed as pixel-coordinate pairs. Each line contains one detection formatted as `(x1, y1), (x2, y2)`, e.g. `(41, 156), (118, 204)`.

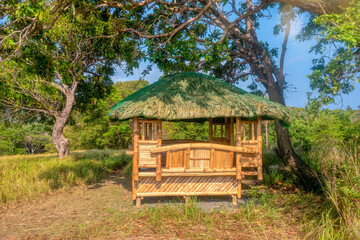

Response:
(109, 72), (291, 206)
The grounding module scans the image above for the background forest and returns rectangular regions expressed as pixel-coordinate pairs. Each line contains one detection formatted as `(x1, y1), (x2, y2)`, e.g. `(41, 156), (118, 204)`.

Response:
(1, 79), (359, 157)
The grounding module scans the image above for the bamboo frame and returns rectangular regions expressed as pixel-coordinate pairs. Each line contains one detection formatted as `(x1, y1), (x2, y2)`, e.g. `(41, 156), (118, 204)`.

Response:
(130, 116), (263, 206)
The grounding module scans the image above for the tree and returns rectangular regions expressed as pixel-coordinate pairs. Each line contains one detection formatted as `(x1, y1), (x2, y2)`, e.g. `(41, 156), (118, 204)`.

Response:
(0, 1), (141, 158)
(134, 1), (318, 188)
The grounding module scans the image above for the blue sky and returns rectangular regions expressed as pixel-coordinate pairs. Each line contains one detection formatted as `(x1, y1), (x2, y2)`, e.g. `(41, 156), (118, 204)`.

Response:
(112, 7), (360, 110)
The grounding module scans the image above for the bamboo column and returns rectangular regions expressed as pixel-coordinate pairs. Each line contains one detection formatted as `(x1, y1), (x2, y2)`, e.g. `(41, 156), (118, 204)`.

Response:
(132, 117), (140, 200)
(149, 123), (153, 140)
(235, 117), (242, 198)
(225, 117), (230, 144)
(209, 118), (213, 143)
(256, 117), (263, 181)
(230, 117), (234, 146)
(156, 120), (162, 181)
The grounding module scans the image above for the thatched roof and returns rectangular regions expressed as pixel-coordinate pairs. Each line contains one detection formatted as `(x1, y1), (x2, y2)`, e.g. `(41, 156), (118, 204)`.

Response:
(109, 72), (291, 125)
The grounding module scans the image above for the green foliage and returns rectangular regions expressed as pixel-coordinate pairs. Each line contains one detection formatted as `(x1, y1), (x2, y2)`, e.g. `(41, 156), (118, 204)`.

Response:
(0, 123), (24, 155)
(309, 0), (360, 104)
(66, 80), (149, 150)
(163, 122), (208, 141)
(0, 150), (131, 206)
(314, 1), (360, 48)
(0, 122), (51, 155)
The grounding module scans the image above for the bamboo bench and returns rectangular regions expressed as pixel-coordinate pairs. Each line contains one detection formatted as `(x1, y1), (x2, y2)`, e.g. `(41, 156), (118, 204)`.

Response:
(133, 143), (257, 206)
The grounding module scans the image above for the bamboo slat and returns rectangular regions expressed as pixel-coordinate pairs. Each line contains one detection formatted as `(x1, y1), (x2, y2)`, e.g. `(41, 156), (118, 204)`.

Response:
(138, 172), (237, 177)
(151, 143), (256, 154)
(138, 164), (157, 168)
(136, 176), (238, 196)
(166, 151), (170, 169)
(185, 148), (190, 169)
(138, 140), (158, 144)
(229, 151), (234, 168)
(161, 168), (236, 173)
(137, 192), (237, 197)
(210, 148), (215, 169)
(139, 119), (158, 123)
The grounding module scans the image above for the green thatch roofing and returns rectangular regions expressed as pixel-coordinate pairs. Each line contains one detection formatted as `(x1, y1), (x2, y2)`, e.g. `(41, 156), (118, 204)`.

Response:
(109, 72), (291, 125)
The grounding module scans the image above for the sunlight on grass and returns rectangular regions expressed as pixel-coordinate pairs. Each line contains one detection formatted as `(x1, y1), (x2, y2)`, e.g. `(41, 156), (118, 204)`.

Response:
(0, 150), (131, 207)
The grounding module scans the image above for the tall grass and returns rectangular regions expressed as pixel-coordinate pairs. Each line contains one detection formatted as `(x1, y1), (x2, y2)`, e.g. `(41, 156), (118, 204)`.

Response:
(262, 145), (360, 239)
(308, 144), (360, 239)
(0, 149), (131, 207)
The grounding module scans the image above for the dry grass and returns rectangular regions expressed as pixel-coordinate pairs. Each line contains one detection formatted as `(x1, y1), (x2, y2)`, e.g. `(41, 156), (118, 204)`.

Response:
(0, 149), (131, 207)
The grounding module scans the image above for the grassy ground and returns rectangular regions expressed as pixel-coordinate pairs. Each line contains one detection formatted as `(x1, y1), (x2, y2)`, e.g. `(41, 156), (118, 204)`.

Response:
(0, 149), (357, 239)
(0, 149), (131, 207)
(1, 168), (325, 240)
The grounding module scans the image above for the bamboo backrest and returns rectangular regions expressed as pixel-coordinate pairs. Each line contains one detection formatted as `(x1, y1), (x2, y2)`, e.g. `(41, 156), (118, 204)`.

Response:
(151, 143), (256, 172)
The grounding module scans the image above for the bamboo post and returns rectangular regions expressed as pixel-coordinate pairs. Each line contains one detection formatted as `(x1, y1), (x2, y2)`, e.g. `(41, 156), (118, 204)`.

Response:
(136, 197), (141, 207)
(132, 117), (140, 200)
(235, 117), (242, 198)
(220, 124), (224, 138)
(156, 153), (161, 181)
(236, 117), (241, 146)
(251, 123), (255, 140)
(242, 123), (246, 140)
(156, 120), (162, 181)
(149, 123), (153, 140)
(237, 179), (241, 198)
(157, 120), (162, 145)
(236, 153), (241, 180)
(264, 120), (268, 148)
(257, 117), (263, 181)
(141, 122), (145, 140)
(232, 195), (237, 206)
(230, 117), (234, 146)
(225, 117), (230, 144)
(209, 118), (213, 143)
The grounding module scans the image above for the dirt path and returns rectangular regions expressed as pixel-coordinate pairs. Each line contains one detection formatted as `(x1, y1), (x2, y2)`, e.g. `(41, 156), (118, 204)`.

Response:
(0, 173), (250, 240)
(0, 173), (134, 239)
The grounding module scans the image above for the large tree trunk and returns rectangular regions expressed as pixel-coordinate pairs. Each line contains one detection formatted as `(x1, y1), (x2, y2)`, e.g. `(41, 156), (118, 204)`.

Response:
(52, 85), (77, 158)
(270, 0), (351, 15)
(52, 115), (70, 158)
(267, 82), (320, 190)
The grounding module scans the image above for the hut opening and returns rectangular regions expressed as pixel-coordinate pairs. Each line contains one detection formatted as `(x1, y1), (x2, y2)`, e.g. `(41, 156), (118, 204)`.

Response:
(109, 72), (291, 206)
